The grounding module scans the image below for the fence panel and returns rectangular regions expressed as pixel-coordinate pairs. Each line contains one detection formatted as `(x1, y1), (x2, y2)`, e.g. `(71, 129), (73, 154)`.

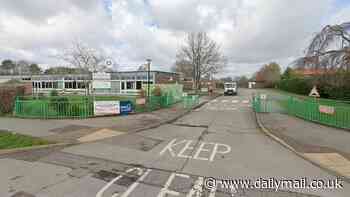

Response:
(15, 96), (94, 119)
(14, 93), (197, 119)
(253, 94), (350, 129)
(287, 97), (350, 129)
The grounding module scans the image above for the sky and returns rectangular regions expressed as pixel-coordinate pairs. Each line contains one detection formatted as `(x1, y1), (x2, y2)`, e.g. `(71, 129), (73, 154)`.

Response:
(0, 0), (350, 78)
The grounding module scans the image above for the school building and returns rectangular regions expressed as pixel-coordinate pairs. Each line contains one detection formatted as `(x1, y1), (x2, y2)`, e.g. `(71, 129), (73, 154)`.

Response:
(0, 71), (180, 95)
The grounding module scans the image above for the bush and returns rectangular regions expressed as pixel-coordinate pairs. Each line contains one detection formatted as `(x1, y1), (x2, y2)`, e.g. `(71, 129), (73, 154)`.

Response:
(278, 72), (350, 101)
(278, 78), (313, 95)
(49, 97), (69, 116)
(0, 86), (25, 114)
(50, 90), (59, 97)
(152, 86), (162, 96)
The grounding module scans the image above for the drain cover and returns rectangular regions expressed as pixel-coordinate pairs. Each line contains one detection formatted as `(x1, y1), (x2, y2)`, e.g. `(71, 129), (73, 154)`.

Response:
(93, 170), (138, 187)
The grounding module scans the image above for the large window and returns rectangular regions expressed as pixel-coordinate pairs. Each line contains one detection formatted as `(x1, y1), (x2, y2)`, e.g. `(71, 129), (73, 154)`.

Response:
(126, 81), (134, 89)
(136, 81), (142, 90)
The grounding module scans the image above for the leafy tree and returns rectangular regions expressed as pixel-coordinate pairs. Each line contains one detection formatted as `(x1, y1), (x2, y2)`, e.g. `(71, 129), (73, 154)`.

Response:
(281, 67), (296, 79)
(29, 64), (42, 74)
(257, 62), (281, 87)
(1, 59), (15, 73)
(220, 77), (234, 82)
(237, 76), (249, 88)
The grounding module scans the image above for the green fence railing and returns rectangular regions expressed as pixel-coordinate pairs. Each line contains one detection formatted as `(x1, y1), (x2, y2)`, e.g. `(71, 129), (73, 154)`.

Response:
(183, 95), (200, 109)
(253, 94), (350, 129)
(287, 97), (350, 129)
(14, 93), (199, 119)
(15, 97), (94, 119)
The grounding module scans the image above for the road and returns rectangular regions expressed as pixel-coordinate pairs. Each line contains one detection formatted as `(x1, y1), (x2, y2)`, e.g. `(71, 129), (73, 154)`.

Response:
(0, 89), (349, 197)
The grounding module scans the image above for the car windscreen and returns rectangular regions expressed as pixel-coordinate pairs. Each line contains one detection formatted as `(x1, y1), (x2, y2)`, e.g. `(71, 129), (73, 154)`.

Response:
(224, 83), (236, 88)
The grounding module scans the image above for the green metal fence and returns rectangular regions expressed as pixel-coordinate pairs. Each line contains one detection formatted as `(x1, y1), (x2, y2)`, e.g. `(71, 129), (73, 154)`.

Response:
(287, 97), (350, 129)
(253, 94), (350, 129)
(15, 96), (94, 119)
(183, 95), (200, 109)
(14, 93), (199, 119)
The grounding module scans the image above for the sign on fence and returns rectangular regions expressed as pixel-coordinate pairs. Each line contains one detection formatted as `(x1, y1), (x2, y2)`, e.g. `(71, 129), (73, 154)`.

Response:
(309, 86), (320, 98)
(260, 94), (267, 100)
(136, 98), (146, 105)
(120, 101), (133, 115)
(319, 105), (335, 115)
(94, 101), (120, 116)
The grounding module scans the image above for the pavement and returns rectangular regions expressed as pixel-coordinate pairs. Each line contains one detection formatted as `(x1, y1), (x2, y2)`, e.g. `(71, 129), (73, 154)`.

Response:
(0, 89), (349, 197)
(0, 96), (213, 143)
(258, 111), (350, 181)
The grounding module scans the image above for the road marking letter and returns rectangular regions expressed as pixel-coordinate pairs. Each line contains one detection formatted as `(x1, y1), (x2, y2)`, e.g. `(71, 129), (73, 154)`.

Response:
(160, 139), (231, 162)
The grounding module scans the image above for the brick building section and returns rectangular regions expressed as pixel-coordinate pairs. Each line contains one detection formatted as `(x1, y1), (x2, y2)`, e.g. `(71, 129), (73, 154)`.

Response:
(155, 72), (180, 84)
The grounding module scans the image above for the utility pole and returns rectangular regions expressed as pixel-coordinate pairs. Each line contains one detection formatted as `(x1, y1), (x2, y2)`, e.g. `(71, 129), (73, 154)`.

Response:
(146, 59), (152, 104)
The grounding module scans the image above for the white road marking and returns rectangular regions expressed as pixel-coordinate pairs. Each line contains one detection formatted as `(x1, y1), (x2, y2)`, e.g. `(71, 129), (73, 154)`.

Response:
(98, 167), (224, 197)
(242, 100), (250, 104)
(160, 139), (231, 162)
(96, 168), (143, 197)
(210, 143), (231, 161)
(158, 173), (190, 197)
(186, 177), (204, 197)
(232, 100), (239, 104)
(159, 139), (187, 157)
(222, 100), (228, 103)
(120, 169), (152, 197)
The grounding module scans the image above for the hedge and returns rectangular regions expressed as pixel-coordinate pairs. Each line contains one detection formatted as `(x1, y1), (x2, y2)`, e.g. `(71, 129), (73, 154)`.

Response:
(0, 85), (25, 114)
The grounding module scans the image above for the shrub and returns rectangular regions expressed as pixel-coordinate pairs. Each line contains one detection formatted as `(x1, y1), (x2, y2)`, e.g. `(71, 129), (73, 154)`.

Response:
(49, 97), (69, 116)
(152, 86), (162, 96)
(278, 78), (313, 95)
(0, 86), (25, 114)
(50, 90), (59, 97)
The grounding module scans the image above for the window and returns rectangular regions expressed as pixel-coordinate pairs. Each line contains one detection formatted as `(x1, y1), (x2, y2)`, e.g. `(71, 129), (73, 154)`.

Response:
(126, 81), (134, 89)
(136, 81), (142, 90)
(65, 82), (73, 89)
(79, 82), (86, 89)
(53, 82), (58, 89)
(121, 82), (125, 90)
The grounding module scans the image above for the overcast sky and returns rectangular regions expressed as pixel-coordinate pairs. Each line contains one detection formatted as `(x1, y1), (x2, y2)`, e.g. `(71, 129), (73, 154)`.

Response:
(0, 0), (350, 78)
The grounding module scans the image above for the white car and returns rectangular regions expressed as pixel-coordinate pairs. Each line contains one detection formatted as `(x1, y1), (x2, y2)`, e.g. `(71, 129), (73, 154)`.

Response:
(224, 82), (237, 96)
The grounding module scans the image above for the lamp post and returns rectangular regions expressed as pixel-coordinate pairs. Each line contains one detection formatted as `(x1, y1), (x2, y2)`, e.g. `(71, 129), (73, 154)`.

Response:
(146, 59), (152, 104)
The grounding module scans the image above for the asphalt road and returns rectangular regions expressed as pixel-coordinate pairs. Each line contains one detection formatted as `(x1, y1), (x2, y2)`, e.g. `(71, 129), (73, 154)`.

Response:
(1, 89), (349, 197)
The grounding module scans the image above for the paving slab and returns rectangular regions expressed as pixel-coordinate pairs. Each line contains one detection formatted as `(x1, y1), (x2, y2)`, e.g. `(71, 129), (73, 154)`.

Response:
(0, 158), (72, 197)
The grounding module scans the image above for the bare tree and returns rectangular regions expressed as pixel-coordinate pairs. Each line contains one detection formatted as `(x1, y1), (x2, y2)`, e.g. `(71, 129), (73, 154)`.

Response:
(57, 40), (115, 95)
(302, 22), (350, 71)
(58, 40), (113, 73)
(177, 32), (226, 90)
(173, 59), (193, 79)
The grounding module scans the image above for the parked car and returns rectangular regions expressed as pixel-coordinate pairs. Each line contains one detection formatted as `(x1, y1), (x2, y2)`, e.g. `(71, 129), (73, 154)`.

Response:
(224, 82), (237, 96)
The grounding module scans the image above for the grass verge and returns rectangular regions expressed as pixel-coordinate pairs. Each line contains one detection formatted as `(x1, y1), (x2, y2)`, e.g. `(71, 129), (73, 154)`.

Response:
(0, 131), (51, 149)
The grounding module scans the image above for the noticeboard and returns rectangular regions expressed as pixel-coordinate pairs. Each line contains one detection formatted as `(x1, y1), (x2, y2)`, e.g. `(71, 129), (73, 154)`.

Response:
(94, 101), (120, 116)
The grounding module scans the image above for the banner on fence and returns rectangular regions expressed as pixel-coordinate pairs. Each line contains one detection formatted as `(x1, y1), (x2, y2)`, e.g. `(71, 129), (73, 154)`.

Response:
(319, 105), (335, 115)
(94, 101), (120, 116)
